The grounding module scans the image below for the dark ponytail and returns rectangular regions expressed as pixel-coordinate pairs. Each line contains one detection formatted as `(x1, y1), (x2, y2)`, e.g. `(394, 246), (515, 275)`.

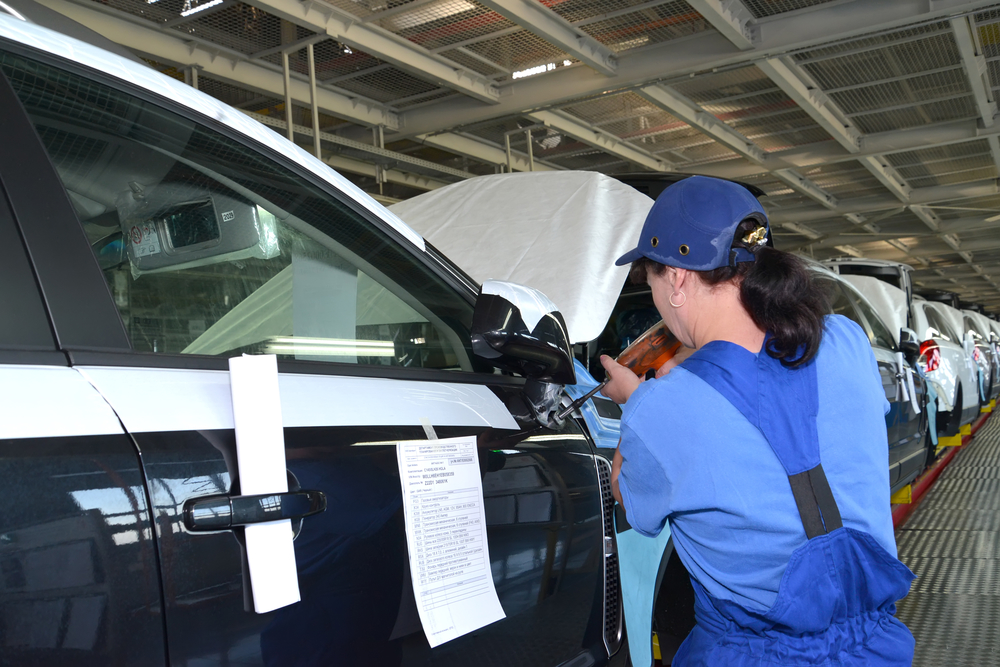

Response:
(702, 220), (829, 367)
(630, 219), (830, 367)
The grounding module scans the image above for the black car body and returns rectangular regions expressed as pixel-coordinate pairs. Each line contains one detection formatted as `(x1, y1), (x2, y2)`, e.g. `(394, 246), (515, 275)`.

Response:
(0, 10), (625, 666)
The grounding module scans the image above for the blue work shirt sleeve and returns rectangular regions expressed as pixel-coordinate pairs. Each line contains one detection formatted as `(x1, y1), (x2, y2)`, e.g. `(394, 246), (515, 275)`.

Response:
(617, 419), (672, 538)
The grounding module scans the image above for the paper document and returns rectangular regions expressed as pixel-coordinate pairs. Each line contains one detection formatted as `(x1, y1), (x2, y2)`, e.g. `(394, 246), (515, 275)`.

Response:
(229, 354), (300, 614)
(397, 436), (505, 647)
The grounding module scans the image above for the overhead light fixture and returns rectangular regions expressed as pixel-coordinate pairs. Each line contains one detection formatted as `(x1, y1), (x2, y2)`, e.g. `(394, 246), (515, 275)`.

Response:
(263, 336), (395, 357)
(985, 212), (1000, 223)
(180, 0), (224, 17)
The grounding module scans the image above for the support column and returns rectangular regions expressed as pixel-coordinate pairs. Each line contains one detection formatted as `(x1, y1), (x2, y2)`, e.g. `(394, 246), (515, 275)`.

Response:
(307, 42), (322, 160)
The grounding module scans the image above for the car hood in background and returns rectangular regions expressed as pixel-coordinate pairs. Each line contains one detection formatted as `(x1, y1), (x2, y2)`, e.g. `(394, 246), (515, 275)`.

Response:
(840, 275), (908, 346)
(390, 171), (653, 344)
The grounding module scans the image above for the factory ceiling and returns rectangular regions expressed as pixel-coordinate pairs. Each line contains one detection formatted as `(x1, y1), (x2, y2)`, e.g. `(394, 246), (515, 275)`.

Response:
(31, 0), (1000, 311)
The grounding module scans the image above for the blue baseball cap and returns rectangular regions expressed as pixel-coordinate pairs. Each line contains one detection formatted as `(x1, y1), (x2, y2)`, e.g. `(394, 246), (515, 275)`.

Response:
(615, 175), (769, 270)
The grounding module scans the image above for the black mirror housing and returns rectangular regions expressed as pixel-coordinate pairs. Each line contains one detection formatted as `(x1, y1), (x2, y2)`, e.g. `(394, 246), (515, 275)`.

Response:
(899, 327), (920, 361)
(471, 281), (576, 386)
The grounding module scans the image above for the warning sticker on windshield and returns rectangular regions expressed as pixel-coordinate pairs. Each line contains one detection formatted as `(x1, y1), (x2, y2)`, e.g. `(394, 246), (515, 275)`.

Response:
(130, 224), (161, 258)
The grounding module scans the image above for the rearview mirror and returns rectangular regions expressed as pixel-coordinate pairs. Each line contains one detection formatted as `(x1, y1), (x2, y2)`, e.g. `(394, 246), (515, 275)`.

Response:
(899, 327), (920, 362)
(471, 280), (576, 386)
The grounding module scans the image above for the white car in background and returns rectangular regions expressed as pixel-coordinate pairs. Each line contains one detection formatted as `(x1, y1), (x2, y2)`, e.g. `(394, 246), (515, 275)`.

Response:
(961, 308), (1000, 402)
(911, 298), (981, 434)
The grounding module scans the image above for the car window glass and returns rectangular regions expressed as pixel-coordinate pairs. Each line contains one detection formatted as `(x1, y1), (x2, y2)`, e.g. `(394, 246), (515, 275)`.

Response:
(922, 306), (954, 341)
(1, 52), (476, 371)
(816, 277), (870, 341)
(847, 289), (896, 350)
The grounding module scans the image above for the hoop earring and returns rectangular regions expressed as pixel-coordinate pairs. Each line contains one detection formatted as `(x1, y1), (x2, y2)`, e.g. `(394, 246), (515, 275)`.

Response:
(669, 290), (686, 308)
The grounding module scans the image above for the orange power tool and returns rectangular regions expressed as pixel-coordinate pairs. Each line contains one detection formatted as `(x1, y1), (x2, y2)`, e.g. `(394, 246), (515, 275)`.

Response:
(557, 320), (682, 419)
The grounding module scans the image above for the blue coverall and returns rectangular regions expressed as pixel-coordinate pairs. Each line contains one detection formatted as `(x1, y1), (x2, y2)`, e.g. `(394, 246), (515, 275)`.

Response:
(617, 315), (915, 665)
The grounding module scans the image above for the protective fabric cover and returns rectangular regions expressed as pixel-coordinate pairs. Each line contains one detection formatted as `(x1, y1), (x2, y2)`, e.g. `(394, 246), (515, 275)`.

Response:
(676, 334), (915, 666)
(841, 275), (907, 345)
(389, 172), (653, 344)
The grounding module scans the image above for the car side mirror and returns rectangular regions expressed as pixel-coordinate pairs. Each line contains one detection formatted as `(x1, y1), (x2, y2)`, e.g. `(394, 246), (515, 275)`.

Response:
(899, 327), (920, 362)
(471, 280), (576, 386)
(472, 281), (576, 428)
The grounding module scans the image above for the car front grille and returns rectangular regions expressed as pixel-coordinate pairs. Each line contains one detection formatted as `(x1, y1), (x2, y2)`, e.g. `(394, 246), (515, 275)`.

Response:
(595, 455), (623, 656)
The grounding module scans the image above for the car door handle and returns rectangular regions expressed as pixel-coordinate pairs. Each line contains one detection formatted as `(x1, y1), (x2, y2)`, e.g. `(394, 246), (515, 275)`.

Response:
(183, 490), (327, 532)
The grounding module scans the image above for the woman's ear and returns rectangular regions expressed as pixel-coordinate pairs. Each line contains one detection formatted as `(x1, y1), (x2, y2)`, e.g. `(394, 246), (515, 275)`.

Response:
(669, 267), (688, 291)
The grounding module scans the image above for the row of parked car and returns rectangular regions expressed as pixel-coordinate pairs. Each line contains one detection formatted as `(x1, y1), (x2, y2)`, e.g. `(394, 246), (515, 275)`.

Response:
(1, 4), (997, 666)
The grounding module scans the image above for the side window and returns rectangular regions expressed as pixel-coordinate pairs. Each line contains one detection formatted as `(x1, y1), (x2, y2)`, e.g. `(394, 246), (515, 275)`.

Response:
(1, 52), (475, 371)
(817, 278), (868, 335)
(847, 288), (896, 350)
(922, 307), (953, 341)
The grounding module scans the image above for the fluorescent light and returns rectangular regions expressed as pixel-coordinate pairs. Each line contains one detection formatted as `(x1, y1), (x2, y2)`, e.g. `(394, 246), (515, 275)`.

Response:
(180, 0), (224, 17)
(263, 336), (395, 357)
(513, 63), (553, 79)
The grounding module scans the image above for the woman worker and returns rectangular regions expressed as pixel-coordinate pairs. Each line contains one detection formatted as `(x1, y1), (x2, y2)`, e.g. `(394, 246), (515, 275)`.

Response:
(600, 176), (915, 666)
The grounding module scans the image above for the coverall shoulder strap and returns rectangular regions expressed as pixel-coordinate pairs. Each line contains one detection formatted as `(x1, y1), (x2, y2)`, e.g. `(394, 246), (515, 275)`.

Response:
(683, 341), (842, 538)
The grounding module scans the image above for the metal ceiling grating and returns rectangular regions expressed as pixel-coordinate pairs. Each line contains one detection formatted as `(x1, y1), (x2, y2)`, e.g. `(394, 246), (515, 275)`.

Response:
(742, 0), (840, 19)
(672, 65), (776, 105)
(373, 1), (516, 52)
(573, 1), (713, 53)
(793, 22), (952, 65)
(335, 66), (441, 103)
(886, 140), (997, 188)
(850, 95), (978, 134)
(670, 66), (832, 150)
(261, 42), (385, 82)
(170, 2), (284, 55)
(197, 74), (283, 112)
(830, 70), (970, 116)
(919, 194), (1000, 221)
(86, 0), (178, 25)
(437, 47), (508, 76)
(464, 29), (570, 76)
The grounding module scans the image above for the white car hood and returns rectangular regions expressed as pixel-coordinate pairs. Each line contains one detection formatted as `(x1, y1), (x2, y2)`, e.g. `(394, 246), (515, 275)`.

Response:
(840, 275), (907, 345)
(390, 171), (653, 344)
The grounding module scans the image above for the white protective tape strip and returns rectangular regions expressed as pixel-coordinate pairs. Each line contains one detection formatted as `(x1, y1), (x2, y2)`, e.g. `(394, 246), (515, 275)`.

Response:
(481, 280), (559, 333)
(78, 366), (519, 433)
(0, 366), (123, 439)
(229, 355), (300, 614)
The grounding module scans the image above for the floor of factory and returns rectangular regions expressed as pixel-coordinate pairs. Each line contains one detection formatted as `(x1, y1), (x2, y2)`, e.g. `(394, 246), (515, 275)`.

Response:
(895, 413), (1000, 665)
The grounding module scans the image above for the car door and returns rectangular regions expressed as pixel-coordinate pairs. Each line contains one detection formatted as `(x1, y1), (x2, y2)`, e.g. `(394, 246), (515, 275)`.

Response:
(0, 78), (166, 665)
(815, 277), (903, 487)
(841, 284), (927, 488)
(0, 43), (620, 667)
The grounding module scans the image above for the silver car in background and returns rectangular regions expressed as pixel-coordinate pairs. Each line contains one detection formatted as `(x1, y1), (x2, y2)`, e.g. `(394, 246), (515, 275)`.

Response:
(911, 298), (981, 435)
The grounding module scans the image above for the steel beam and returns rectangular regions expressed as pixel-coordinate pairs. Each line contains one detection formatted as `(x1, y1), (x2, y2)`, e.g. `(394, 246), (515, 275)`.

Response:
(242, 0), (501, 103)
(322, 154), (451, 190)
(45, 0), (400, 129)
(638, 85), (765, 163)
(415, 132), (560, 172)
(766, 179), (1000, 223)
(772, 169), (838, 209)
(756, 57), (861, 153)
(952, 17), (997, 127)
(526, 109), (671, 172)
(685, 0), (757, 50)
(859, 156), (912, 202)
(475, 0), (617, 75)
(246, 111), (476, 179)
(397, 0), (1000, 138)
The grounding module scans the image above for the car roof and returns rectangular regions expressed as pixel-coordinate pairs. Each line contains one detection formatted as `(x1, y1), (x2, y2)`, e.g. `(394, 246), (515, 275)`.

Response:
(0, 11), (425, 252)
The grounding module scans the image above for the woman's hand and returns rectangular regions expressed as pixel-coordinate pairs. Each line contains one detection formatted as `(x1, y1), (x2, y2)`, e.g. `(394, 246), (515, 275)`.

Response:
(600, 355), (641, 404)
